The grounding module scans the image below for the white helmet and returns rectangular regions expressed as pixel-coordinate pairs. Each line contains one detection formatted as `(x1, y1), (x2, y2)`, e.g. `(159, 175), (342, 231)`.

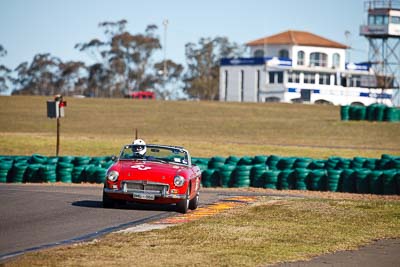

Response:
(132, 139), (147, 156)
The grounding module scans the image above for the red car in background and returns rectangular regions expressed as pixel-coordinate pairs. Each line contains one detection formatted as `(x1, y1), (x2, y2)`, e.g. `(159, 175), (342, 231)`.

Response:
(103, 143), (201, 213)
(129, 91), (155, 99)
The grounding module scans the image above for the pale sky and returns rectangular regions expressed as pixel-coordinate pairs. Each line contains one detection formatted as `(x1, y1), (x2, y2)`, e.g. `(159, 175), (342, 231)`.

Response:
(0, 0), (368, 70)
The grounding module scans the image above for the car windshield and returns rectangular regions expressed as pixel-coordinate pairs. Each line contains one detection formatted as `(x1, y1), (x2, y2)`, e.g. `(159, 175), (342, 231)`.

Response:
(119, 144), (189, 166)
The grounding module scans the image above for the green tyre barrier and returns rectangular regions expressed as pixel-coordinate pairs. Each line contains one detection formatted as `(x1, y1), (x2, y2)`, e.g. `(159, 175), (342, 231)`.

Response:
(208, 170), (221, 187)
(309, 169), (325, 191)
(72, 166), (85, 183)
(208, 156), (226, 169)
(278, 169), (293, 190)
(192, 158), (209, 172)
(39, 164), (57, 183)
(95, 167), (107, 183)
(294, 158), (312, 169)
(57, 162), (74, 183)
(46, 157), (58, 164)
(396, 172), (400, 194)
(101, 160), (114, 169)
(225, 156), (240, 165)
(263, 170), (280, 189)
(74, 156), (91, 166)
(250, 164), (268, 188)
(0, 169), (9, 183)
(58, 169), (73, 183)
(266, 155), (280, 170)
(217, 165), (235, 188)
(201, 169), (215, 188)
(310, 160), (325, 170)
(340, 105), (350, 121)
(384, 107), (398, 122)
(11, 163), (28, 183)
(351, 157), (366, 169)
(58, 156), (75, 163)
(349, 105), (366, 120)
(30, 154), (48, 164)
(58, 162), (74, 169)
(277, 157), (296, 170)
(357, 105), (367, 120)
(378, 155), (400, 170)
(382, 170), (397, 195)
(392, 158), (400, 169)
(0, 159), (13, 183)
(366, 104), (378, 121)
(368, 170), (383, 195)
(341, 169), (356, 193)
(25, 164), (42, 183)
(378, 158), (392, 170)
(363, 158), (377, 170)
(84, 165), (98, 183)
(374, 104), (386, 121)
(13, 156), (29, 165)
(294, 168), (310, 190)
(237, 156), (253, 166)
(337, 159), (352, 169)
(232, 166), (251, 188)
(325, 157), (340, 170)
(251, 172), (265, 188)
(90, 156), (111, 167)
(252, 155), (267, 165)
(355, 169), (371, 194)
(326, 169), (342, 192)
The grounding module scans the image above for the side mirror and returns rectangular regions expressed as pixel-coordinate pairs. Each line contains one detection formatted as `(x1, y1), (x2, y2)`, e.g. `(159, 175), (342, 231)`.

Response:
(111, 155), (118, 161)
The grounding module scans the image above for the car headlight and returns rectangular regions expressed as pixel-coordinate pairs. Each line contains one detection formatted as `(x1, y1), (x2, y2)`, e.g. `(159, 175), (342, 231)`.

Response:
(174, 175), (185, 187)
(107, 170), (119, 182)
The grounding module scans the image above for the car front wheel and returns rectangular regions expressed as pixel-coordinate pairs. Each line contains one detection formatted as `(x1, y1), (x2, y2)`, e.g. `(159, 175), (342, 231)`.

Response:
(176, 189), (190, 214)
(189, 192), (199, 210)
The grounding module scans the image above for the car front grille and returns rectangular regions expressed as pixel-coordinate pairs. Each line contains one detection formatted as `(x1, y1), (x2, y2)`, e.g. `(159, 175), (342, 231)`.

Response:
(121, 181), (169, 196)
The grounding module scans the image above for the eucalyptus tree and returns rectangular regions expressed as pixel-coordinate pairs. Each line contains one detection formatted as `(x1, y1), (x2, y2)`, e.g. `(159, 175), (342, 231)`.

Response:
(13, 53), (61, 95)
(0, 45), (12, 93)
(58, 61), (87, 96)
(183, 37), (245, 100)
(76, 20), (182, 98)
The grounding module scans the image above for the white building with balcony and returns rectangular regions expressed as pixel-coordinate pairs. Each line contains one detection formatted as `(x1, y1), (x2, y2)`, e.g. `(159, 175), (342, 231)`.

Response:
(219, 30), (395, 106)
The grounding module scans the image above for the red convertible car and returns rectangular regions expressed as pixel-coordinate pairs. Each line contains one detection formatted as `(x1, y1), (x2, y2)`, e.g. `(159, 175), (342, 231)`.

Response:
(103, 140), (201, 213)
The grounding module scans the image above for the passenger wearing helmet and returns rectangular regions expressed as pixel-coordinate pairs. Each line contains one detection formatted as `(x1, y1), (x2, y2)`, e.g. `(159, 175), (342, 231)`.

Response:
(132, 139), (147, 158)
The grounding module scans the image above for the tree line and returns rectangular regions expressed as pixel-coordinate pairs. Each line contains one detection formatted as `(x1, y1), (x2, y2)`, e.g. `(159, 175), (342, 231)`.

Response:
(0, 20), (244, 100)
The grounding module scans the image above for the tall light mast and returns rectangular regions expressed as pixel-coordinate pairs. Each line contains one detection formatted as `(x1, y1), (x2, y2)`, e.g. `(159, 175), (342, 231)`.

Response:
(163, 19), (169, 80)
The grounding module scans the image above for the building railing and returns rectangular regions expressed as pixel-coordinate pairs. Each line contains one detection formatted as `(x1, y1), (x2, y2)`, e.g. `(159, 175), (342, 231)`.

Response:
(364, 0), (400, 11)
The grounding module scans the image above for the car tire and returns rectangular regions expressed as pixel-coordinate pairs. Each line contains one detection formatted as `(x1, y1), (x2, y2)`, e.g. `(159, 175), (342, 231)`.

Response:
(189, 192), (199, 210)
(177, 189), (190, 214)
(102, 192), (115, 208)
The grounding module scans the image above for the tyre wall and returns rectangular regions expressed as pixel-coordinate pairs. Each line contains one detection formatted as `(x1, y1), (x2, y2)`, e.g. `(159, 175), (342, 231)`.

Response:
(193, 154), (400, 195)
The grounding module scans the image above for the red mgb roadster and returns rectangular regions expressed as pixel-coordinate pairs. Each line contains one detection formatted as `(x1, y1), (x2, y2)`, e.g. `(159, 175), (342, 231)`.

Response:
(103, 142), (201, 213)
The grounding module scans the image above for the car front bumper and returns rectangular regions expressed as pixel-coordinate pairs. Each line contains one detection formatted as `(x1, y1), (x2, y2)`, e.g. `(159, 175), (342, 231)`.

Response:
(103, 188), (187, 200)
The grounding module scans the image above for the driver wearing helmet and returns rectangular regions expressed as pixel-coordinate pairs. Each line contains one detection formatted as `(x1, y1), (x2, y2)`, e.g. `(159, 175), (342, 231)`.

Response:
(132, 139), (147, 158)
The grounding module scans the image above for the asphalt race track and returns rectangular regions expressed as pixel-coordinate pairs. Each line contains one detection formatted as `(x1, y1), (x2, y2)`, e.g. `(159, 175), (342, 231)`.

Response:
(0, 184), (222, 261)
(1, 184), (399, 266)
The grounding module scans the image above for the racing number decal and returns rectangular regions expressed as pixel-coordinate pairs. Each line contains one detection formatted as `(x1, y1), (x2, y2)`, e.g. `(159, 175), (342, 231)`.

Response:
(131, 165), (151, 171)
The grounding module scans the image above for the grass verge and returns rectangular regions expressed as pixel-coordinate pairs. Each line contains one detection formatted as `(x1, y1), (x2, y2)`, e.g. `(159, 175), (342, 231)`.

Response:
(0, 96), (399, 158)
(5, 196), (400, 267)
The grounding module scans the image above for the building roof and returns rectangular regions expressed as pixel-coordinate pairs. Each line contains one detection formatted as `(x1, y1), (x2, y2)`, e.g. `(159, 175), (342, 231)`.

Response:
(246, 30), (348, 49)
